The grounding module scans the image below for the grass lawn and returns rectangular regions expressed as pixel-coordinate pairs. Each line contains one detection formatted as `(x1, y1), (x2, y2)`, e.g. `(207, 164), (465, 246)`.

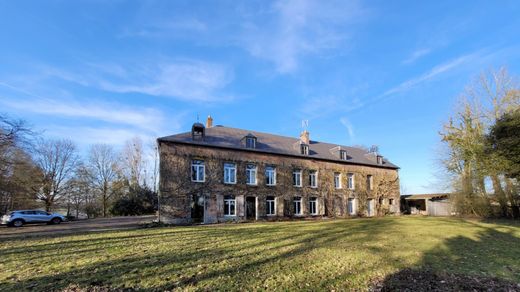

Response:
(1, 217), (519, 291)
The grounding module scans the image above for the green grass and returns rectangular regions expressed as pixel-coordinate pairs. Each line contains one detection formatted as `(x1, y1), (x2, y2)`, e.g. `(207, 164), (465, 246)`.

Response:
(1, 217), (519, 291)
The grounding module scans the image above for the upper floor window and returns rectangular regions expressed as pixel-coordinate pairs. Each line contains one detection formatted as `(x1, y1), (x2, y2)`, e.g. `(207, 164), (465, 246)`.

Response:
(347, 173), (355, 190)
(334, 172), (342, 189)
(191, 160), (205, 182)
(246, 137), (256, 149)
(300, 144), (309, 155)
(246, 164), (257, 185)
(309, 197), (318, 215)
(309, 170), (318, 188)
(367, 174), (373, 190)
(266, 196), (276, 216)
(293, 196), (302, 215)
(292, 169), (302, 187)
(389, 198), (394, 205)
(223, 163), (236, 184)
(265, 166), (276, 186)
(224, 195), (236, 216)
(340, 150), (347, 160)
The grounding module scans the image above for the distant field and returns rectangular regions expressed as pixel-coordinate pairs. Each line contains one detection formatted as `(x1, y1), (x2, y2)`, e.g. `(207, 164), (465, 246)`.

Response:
(1, 217), (519, 291)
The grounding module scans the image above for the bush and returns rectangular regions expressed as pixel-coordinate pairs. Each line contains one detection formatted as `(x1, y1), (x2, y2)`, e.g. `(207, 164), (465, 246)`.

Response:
(110, 186), (157, 216)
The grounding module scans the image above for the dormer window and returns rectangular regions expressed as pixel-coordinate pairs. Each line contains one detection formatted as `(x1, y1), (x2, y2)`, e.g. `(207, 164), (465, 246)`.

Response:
(300, 144), (309, 155)
(340, 150), (347, 160)
(243, 133), (257, 149)
(377, 155), (383, 164)
(191, 123), (205, 141)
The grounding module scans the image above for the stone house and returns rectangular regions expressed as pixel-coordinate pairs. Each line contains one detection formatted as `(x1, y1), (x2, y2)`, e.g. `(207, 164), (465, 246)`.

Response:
(158, 116), (400, 224)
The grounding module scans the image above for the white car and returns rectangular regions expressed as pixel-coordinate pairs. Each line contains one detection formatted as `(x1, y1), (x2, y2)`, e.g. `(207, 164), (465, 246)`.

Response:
(1, 210), (67, 227)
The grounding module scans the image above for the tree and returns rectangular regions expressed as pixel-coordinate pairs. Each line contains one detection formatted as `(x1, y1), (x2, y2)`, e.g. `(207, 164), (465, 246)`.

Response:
(487, 110), (520, 179)
(34, 139), (79, 211)
(110, 185), (157, 216)
(121, 137), (146, 187)
(87, 144), (121, 217)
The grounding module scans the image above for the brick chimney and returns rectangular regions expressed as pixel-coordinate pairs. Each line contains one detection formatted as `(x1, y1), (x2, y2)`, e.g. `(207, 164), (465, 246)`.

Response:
(300, 130), (310, 144)
(206, 115), (213, 128)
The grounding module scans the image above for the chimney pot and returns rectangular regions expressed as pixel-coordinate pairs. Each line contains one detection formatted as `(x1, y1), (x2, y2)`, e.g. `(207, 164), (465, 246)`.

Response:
(206, 115), (213, 128)
(300, 130), (310, 144)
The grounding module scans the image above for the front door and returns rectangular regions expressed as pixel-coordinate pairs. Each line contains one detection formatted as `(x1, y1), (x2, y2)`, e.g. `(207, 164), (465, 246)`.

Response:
(191, 194), (205, 223)
(246, 197), (256, 220)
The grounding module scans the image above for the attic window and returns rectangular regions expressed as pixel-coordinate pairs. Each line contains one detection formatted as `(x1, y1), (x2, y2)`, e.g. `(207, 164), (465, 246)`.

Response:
(191, 123), (205, 141)
(246, 137), (256, 149)
(300, 144), (309, 155)
(340, 150), (347, 160)
(377, 155), (383, 164)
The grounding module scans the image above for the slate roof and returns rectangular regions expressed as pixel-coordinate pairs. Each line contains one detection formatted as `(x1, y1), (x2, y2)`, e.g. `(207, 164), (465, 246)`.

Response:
(158, 125), (399, 169)
(404, 193), (450, 200)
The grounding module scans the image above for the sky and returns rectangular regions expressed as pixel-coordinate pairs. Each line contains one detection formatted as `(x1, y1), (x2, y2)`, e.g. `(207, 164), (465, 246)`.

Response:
(1, 0), (519, 194)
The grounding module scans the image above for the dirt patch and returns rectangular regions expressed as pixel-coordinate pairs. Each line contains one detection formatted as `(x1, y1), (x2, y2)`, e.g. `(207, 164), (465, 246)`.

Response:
(372, 268), (520, 291)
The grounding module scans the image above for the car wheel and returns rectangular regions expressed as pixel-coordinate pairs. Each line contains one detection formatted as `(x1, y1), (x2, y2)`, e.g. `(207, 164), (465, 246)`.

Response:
(51, 217), (62, 224)
(12, 219), (24, 227)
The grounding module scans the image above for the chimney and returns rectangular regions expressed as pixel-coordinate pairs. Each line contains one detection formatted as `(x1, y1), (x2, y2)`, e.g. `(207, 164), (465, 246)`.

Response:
(206, 115), (213, 128)
(300, 130), (310, 144)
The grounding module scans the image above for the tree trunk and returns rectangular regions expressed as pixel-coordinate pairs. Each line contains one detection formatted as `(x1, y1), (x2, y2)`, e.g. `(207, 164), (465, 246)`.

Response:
(505, 178), (520, 219)
(491, 175), (508, 217)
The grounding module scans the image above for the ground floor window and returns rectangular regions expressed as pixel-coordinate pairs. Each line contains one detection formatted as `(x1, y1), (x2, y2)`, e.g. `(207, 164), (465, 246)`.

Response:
(348, 198), (356, 215)
(224, 195), (236, 216)
(293, 196), (302, 215)
(389, 198), (394, 205)
(266, 196), (276, 216)
(309, 197), (318, 215)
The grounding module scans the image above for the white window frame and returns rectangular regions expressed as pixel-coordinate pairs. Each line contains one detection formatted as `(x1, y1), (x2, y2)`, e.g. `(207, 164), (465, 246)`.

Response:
(300, 144), (309, 155)
(293, 197), (302, 215)
(246, 164), (257, 185)
(292, 169), (302, 187)
(265, 166), (276, 186)
(348, 198), (357, 215)
(347, 173), (355, 190)
(266, 196), (276, 216)
(246, 137), (256, 149)
(309, 197), (318, 215)
(309, 170), (318, 188)
(224, 195), (236, 216)
(334, 172), (342, 189)
(340, 150), (347, 160)
(223, 163), (236, 184)
(191, 160), (205, 182)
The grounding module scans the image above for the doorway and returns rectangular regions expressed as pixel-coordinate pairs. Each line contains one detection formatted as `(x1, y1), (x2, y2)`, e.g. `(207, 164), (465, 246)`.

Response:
(191, 193), (205, 223)
(246, 196), (256, 220)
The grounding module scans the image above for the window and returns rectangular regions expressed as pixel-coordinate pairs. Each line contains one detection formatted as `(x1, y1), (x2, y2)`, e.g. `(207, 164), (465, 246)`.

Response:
(340, 150), (347, 160)
(300, 144), (309, 155)
(246, 164), (257, 185)
(347, 173), (355, 190)
(293, 196), (302, 215)
(334, 172), (342, 189)
(309, 197), (318, 215)
(379, 197), (384, 205)
(348, 198), (356, 215)
(224, 163), (236, 184)
(191, 160), (205, 182)
(224, 195), (236, 216)
(292, 169), (302, 187)
(265, 166), (276, 186)
(367, 175), (373, 190)
(309, 170), (318, 188)
(377, 155), (383, 164)
(389, 198), (394, 205)
(266, 196), (276, 216)
(246, 137), (256, 149)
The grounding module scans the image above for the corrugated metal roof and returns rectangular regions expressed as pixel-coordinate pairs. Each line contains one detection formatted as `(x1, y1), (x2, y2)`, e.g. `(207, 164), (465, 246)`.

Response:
(158, 125), (399, 169)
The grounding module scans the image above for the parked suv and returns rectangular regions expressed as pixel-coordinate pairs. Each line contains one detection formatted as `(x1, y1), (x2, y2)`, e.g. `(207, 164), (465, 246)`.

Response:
(1, 210), (67, 227)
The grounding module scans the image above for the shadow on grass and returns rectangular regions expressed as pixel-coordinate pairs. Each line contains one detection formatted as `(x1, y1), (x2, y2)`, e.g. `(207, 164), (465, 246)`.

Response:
(0, 218), (396, 291)
(376, 222), (520, 291)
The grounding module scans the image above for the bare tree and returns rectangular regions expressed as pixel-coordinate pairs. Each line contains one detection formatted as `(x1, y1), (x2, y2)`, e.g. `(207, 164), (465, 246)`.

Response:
(34, 139), (79, 211)
(121, 137), (146, 187)
(88, 143), (120, 217)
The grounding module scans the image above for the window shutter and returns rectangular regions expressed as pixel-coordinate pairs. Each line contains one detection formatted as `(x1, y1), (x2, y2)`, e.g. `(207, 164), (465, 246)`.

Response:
(237, 195), (245, 217)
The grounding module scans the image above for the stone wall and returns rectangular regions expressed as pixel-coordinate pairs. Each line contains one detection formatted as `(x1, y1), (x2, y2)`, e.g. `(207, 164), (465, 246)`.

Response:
(159, 141), (400, 224)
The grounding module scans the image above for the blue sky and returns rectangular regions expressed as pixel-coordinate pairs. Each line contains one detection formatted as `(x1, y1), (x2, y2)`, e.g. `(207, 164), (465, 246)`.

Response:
(1, 1), (519, 194)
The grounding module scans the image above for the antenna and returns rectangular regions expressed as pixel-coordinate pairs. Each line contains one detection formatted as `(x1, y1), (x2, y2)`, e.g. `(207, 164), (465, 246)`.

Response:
(196, 113), (200, 123)
(301, 119), (309, 131)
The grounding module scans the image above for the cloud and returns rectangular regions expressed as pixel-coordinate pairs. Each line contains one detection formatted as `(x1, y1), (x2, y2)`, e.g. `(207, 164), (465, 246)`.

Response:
(240, 0), (364, 73)
(118, 18), (208, 38)
(402, 48), (432, 64)
(340, 117), (355, 141)
(300, 95), (364, 119)
(382, 53), (478, 97)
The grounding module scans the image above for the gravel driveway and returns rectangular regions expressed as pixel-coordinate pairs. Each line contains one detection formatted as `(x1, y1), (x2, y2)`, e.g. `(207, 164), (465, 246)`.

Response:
(0, 215), (155, 239)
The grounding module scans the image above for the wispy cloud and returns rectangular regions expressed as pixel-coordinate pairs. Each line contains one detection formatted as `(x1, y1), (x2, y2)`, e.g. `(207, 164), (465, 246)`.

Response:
(340, 117), (355, 141)
(402, 48), (432, 64)
(118, 18), (208, 38)
(382, 53), (478, 97)
(240, 0), (364, 73)
(300, 95), (364, 119)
